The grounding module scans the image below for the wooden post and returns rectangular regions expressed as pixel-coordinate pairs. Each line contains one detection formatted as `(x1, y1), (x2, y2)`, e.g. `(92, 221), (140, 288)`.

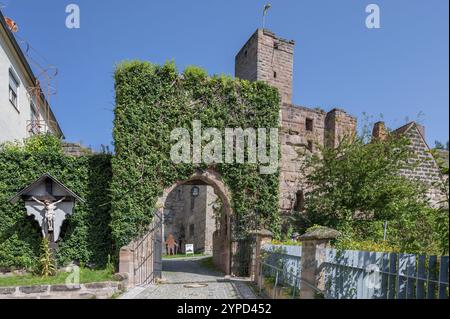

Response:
(48, 232), (59, 269)
(299, 227), (340, 299)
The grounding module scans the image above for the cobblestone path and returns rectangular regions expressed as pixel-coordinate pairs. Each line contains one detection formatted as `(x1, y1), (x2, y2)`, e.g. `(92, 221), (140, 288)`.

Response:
(132, 257), (258, 299)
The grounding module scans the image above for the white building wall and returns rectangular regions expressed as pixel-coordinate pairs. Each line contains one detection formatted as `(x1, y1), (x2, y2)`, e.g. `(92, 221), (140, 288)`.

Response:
(0, 27), (55, 144)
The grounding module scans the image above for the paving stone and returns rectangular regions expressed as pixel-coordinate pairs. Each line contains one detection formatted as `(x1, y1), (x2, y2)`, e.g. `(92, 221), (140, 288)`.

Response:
(132, 258), (258, 299)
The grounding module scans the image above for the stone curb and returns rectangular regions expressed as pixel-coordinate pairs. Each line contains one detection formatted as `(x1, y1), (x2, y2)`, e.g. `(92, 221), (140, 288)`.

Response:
(0, 281), (121, 299)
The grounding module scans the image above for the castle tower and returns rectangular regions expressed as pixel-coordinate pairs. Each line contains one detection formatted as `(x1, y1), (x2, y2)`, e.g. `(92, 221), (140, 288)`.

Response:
(235, 29), (357, 218)
(235, 29), (295, 105)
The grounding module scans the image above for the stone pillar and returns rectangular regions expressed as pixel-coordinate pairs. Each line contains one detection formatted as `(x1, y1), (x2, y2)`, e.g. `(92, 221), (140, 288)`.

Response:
(299, 227), (340, 299)
(118, 245), (135, 288)
(372, 121), (388, 141)
(250, 229), (273, 283)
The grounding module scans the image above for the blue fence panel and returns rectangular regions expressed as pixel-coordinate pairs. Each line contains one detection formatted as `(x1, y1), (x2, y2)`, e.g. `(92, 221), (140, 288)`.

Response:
(261, 244), (448, 299)
(262, 244), (302, 289)
(438, 256), (449, 299)
(416, 255), (426, 299)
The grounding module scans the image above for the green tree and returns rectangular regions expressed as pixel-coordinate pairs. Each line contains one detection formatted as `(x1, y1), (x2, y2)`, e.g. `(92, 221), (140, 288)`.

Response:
(297, 128), (446, 255)
(434, 140), (449, 150)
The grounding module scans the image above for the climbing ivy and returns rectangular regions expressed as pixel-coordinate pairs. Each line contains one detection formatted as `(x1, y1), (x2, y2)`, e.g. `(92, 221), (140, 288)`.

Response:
(0, 135), (113, 270)
(0, 61), (282, 271)
(111, 61), (281, 249)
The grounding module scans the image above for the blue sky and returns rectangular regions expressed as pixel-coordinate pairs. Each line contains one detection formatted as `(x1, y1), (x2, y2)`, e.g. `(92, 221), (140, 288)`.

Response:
(3, 0), (449, 150)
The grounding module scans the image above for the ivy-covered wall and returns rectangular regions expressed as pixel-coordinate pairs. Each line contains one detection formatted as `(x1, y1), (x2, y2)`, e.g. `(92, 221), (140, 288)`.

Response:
(111, 61), (281, 249)
(0, 136), (113, 270)
(0, 61), (282, 271)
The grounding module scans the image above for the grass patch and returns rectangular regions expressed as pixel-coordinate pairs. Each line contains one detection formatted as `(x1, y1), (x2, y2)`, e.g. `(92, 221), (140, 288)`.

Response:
(0, 268), (116, 287)
(271, 240), (302, 246)
(162, 253), (206, 259)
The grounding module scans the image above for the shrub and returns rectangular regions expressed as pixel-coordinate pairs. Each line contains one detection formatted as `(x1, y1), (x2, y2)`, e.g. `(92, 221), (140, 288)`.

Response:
(38, 238), (56, 277)
(334, 238), (400, 253)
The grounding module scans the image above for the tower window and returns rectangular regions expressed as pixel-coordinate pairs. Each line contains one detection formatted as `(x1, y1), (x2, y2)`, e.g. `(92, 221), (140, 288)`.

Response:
(307, 140), (313, 152)
(293, 190), (305, 212)
(273, 71), (277, 79)
(306, 118), (314, 132)
(274, 42), (279, 49)
(244, 50), (248, 57)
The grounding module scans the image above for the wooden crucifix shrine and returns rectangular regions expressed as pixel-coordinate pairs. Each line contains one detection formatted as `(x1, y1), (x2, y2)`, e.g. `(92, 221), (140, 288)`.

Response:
(10, 173), (84, 247)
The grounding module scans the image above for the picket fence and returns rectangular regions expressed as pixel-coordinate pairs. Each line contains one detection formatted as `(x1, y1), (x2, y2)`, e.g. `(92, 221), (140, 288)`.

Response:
(262, 244), (449, 299)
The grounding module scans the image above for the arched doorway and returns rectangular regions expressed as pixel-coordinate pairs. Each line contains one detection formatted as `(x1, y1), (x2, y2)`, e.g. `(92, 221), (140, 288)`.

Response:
(156, 170), (233, 275)
(119, 170), (235, 287)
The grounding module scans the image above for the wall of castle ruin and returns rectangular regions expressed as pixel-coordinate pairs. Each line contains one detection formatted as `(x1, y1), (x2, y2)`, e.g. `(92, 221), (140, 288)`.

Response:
(398, 126), (447, 207)
(279, 104), (357, 214)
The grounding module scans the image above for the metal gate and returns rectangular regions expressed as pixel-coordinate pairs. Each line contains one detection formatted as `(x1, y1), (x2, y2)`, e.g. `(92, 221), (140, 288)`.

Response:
(234, 236), (256, 277)
(132, 210), (163, 286)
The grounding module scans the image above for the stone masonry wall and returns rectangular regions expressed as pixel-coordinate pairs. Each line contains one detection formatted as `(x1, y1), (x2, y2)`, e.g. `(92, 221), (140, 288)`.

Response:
(0, 281), (121, 299)
(236, 29), (294, 104)
(279, 104), (357, 214)
(62, 142), (93, 157)
(279, 104), (326, 213)
(235, 31), (258, 82)
(325, 108), (358, 149)
(397, 124), (447, 207)
(205, 186), (219, 253)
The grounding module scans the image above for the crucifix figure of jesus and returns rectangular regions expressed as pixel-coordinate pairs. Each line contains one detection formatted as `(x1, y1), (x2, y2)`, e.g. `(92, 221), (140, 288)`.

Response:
(31, 196), (66, 232)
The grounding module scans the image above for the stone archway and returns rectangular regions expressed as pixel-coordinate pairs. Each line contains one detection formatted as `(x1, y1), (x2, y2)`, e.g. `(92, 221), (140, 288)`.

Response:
(157, 169), (233, 275)
(119, 169), (234, 288)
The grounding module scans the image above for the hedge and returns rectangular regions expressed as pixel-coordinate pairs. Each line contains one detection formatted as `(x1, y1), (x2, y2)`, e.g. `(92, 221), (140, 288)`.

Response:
(0, 61), (282, 271)
(111, 61), (281, 249)
(0, 135), (113, 270)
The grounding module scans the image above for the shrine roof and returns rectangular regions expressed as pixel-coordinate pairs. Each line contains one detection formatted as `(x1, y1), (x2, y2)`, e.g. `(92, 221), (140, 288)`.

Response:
(10, 173), (84, 204)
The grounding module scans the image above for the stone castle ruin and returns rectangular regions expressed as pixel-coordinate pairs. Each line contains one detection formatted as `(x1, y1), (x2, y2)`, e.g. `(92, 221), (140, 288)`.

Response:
(162, 28), (447, 255)
(235, 29), (447, 216)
